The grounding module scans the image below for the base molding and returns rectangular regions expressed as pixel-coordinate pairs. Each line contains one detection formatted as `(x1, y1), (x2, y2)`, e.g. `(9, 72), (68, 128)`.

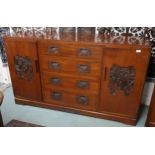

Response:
(15, 97), (137, 126)
(145, 122), (155, 127)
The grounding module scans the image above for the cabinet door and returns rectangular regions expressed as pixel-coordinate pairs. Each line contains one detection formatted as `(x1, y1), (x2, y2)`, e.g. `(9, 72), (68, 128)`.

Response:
(5, 38), (42, 100)
(99, 48), (150, 117)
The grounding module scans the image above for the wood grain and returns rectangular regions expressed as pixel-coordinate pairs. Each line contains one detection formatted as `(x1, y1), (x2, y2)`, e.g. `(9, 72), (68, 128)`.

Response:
(4, 35), (151, 125)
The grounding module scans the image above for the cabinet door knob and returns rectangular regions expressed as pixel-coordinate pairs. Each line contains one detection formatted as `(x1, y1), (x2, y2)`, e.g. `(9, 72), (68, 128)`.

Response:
(49, 61), (61, 70)
(77, 64), (90, 73)
(51, 91), (62, 100)
(48, 46), (59, 54)
(76, 96), (88, 105)
(76, 81), (89, 89)
(77, 48), (91, 57)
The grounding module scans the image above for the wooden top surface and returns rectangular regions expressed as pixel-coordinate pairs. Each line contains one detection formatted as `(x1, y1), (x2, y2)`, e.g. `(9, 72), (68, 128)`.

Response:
(4, 32), (152, 49)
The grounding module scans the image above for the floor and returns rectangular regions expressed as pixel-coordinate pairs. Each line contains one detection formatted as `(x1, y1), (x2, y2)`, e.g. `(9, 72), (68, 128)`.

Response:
(1, 87), (149, 127)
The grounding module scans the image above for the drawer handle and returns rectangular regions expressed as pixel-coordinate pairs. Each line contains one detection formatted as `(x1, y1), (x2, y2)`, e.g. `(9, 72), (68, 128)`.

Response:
(76, 96), (89, 105)
(49, 61), (61, 70)
(77, 48), (91, 57)
(50, 77), (61, 85)
(77, 81), (89, 89)
(51, 91), (62, 100)
(48, 46), (59, 54)
(77, 64), (90, 73)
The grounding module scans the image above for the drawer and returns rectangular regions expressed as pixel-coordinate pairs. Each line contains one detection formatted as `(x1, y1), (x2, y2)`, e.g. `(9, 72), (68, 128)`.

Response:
(38, 41), (102, 60)
(39, 56), (101, 77)
(41, 72), (100, 94)
(43, 88), (98, 111)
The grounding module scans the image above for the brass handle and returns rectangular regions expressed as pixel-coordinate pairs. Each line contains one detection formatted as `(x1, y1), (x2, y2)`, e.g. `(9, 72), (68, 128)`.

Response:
(76, 81), (89, 89)
(48, 46), (59, 54)
(49, 61), (61, 70)
(51, 91), (62, 101)
(76, 96), (89, 105)
(77, 64), (90, 73)
(50, 77), (61, 85)
(77, 48), (91, 57)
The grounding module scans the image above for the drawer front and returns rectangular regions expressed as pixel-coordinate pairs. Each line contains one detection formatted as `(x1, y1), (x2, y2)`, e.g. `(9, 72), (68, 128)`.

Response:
(40, 56), (101, 77)
(43, 88), (98, 111)
(38, 41), (102, 60)
(41, 72), (100, 94)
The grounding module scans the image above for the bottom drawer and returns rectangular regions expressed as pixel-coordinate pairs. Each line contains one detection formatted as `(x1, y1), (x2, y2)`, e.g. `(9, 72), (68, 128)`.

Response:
(43, 88), (98, 111)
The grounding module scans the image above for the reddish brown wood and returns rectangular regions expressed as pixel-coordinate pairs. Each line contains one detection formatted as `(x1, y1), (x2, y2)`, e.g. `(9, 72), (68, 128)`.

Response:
(4, 34), (151, 125)
(39, 56), (101, 78)
(99, 48), (151, 119)
(4, 38), (42, 100)
(41, 72), (100, 94)
(38, 40), (103, 60)
(43, 87), (98, 111)
(146, 87), (155, 127)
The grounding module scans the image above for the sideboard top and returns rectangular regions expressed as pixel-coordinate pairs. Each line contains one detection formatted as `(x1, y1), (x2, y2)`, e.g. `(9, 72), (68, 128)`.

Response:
(4, 32), (152, 48)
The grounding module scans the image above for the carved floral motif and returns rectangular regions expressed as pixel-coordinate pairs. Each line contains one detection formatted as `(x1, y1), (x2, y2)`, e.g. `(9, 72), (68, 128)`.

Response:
(109, 65), (136, 96)
(14, 55), (33, 81)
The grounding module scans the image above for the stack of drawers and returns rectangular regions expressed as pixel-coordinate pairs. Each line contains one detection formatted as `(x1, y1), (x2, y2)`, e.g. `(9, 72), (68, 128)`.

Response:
(38, 40), (103, 111)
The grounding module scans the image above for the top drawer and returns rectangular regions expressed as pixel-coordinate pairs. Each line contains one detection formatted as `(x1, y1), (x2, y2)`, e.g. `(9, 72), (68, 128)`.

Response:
(38, 40), (103, 60)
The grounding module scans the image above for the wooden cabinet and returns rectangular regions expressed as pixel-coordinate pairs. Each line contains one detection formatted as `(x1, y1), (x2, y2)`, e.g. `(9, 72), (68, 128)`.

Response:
(4, 35), (151, 125)
(146, 86), (155, 127)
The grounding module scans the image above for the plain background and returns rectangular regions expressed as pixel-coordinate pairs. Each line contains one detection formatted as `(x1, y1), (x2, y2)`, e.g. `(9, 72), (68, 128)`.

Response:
(0, 1), (155, 155)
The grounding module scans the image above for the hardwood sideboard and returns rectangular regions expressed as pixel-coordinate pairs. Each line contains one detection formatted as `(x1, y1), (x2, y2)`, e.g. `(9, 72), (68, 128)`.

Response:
(146, 85), (155, 127)
(4, 33), (151, 125)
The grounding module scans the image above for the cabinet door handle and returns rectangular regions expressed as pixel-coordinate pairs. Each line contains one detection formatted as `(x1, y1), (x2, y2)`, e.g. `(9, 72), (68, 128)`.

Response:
(48, 46), (59, 54)
(77, 48), (91, 57)
(35, 59), (40, 73)
(76, 96), (89, 105)
(103, 65), (107, 80)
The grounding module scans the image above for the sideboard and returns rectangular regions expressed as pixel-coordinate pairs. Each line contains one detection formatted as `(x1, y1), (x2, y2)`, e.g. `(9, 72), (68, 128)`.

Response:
(4, 33), (151, 125)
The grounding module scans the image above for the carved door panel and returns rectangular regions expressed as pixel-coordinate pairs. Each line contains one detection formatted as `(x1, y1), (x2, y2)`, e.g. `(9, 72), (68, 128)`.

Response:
(99, 48), (150, 117)
(5, 38), (42, 100)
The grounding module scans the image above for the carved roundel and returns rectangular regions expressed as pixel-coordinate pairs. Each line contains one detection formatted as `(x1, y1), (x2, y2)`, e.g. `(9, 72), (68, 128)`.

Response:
(14, 55), (33, 81)
(109, 65), (136, 96)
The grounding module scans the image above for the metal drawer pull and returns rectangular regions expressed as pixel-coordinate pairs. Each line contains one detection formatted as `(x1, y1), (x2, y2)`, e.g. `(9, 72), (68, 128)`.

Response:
(77, 81), (89, 89)
(76, 96), (89, 105)
(50, 77), (61, 85)
(77, 48), (91, 57)
(49, 61), (60, 70)
(48, 46), (59, 54)
(51, 91), (62, 100)
(77, 64), (90, 73)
